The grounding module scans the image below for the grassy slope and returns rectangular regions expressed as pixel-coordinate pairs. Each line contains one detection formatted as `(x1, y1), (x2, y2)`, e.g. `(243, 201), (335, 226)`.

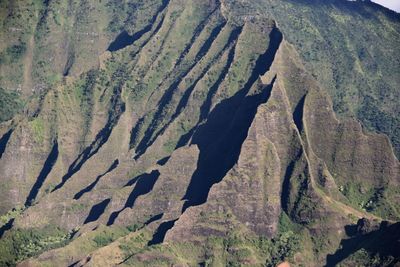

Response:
(262, 0), (400, 158)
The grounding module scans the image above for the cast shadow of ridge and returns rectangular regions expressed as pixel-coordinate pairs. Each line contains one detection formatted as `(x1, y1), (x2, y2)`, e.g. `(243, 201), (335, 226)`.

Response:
(0, 218), (14, 238)
(84, 199), (111, 224)
(25, 141), (59, 206)
(107, 0), (170, 52)
(107, 170), (160, 226)
(181, 27), (282, 213)
(325, 220), (400, 267)
(0, 129), (13, 159)
(74, 159), (119, 200)
(52, 87), (125, 192)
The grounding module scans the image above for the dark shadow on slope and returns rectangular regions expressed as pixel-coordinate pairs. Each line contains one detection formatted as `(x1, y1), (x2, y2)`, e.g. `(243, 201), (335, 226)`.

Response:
(175, 7), (222, 67)
(129, 117), (145, 150)
(84, 199), (111, 224)
(175, 37), (236, 149)
(52, 83), (125, 192)
(129, 13), (166, 60)
(0, 129), (13, 159)
(280, 150), (303, 214)
(194, 21), (226, 61)
(116, 213), (165, 265)
(199, 40), (236, 122)
(325, 220), (400, 267)
(181, 27), (282, 212)
(25, 141), (59, 206)
(0, 218), (14, 239)
(107, 0), (170, 52)
(157, 156), (170, 166)
(63, 49), (75, 76)
(293, 95), (306, 133)
(181, 78), (276, 212)
(67, 260), (80, 267)
(151, 24), (238, 151)
(144, 213), (164, 225)
(147, 219), (177, 245)
(108, 29), (151, 52)
(107, 170), (160, 226)
(74, 159), (119, 200)
(176, 127), (196, 149)
(133, 25), (240, 158)
(124, 175), (142, 187)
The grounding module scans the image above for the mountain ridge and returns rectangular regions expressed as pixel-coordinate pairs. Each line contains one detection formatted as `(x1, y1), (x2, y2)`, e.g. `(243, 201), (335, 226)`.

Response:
(0, 0), (399, 266)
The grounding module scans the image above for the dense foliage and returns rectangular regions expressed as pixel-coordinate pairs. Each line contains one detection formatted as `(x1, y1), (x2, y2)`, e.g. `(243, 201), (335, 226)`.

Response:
(0, 87), (23, 122)
(0, 226), (71, 266)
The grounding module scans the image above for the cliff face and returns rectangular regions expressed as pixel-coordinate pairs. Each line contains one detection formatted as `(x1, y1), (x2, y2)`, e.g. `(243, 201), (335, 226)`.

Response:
(0, 0), (399, 266)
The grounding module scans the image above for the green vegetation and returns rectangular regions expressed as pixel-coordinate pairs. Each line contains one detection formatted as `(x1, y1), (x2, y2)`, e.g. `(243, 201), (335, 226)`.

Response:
(0, 206), (24, 226)
(260, 0), (400, 157)
(0, 43), (26, 64)
(0, 226), (71, 266)
(278, 212), (303, 234)
(339, 181), (399, 220)
(338, 248), (398, 267)
(0, 1), (398, 266)
(29, 117), (45, 143)
(0, 87), (23, 122)
(120, 231), (303, 267)
(92, 227), (130, 248)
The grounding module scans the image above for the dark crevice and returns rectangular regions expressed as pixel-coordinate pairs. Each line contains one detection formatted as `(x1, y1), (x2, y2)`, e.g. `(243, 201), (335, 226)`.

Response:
(181, 27), (283, 212)
(129, 117), (145, 150)
(107, 0), (170, 52)
(0, 129), (13, 159)
(293, 94), (306, 133)
(52, 77), (126, 192)
(147, 219), (177, 246)
(107, 170), (160, 226)
(36, 0), (51, 33)
(63, 48), (75, 76)
(0, 218), (14, 238)
(25, 141), (59, 206)
(133, 24), (239, 159)
(83, 198), (111, 224)
(73, 159), (119, 200)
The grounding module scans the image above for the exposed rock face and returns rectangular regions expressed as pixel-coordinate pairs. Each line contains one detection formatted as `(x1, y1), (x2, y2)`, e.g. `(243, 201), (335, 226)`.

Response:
(0, 0), (399, 266)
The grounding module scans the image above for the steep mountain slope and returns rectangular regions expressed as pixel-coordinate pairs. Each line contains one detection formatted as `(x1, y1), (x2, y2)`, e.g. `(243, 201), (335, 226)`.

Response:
(0, 0), (399, 266)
